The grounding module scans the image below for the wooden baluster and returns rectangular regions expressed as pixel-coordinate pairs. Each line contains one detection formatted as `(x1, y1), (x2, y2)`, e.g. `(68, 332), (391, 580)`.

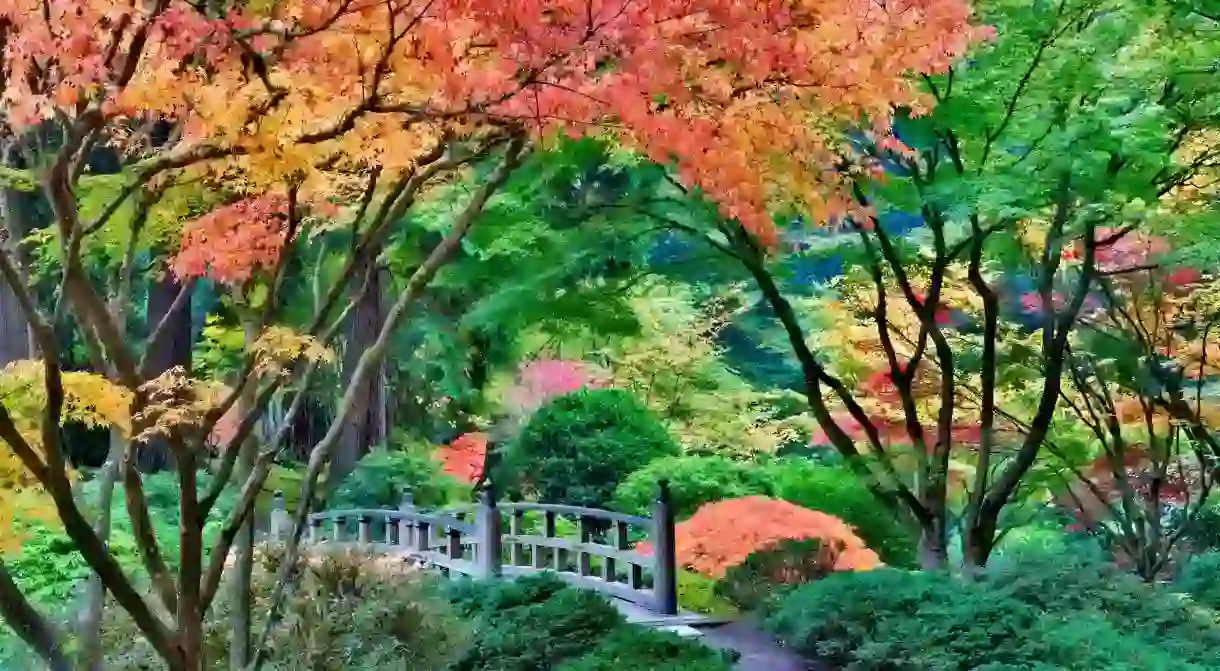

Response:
(399, 492), (415, 549)
(269, 491), (288, 542)
(578, 515), (593, 577)
(546, 511), (562, 572)
(447, 527), (462, 560)
(385, 513), (397, 545)
(509, 510), (525, 566)
(332, 516), (346, 543)
(414, 521), (431, 552)
(358, 514), (372, 546)
(309, 516), (324, 545)
(532, 512), (548, 569)
(604, 521), (628, 583)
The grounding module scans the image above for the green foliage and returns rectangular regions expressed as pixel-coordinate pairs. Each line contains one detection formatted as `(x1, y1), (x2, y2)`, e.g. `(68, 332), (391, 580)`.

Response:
(505, 388), (680, 509)
(445, 573), (622, 671)
(100, 548), (468, 670)
(762, 458), (918, 568)
(1180, 504), (1220, 551)
(676, 570), (738, 617)
(4, 518), (142, 606)
(617, 455), (917, 567)
(80, 470), (238, 576)
(444, 573), (731, 671)
(613, 455), (773, 520)
(765, 552), (1220, 670)
(555, 626), (736, 671)
(1175, 551), (1220, 610)
(718, 538), (835, 611)
(330, 442), (465, 511)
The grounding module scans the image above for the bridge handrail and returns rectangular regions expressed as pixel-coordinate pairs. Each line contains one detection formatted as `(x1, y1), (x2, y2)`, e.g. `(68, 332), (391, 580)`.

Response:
(443, 502), (651, 528)
(308, 509), (475, 535)
(270, 479), (678, 615)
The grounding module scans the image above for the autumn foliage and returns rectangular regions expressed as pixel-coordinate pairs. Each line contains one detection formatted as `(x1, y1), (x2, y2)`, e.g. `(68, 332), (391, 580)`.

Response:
(1, 0), (983, 248)
(643, 496), (881, 579)
(435, 431), (487, 483)
(504, 359), (607, 417)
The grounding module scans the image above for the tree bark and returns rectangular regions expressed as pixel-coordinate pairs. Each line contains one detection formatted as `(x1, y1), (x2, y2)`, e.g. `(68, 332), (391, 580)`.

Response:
(139, 267), (194, 471)
(0, 179), (32, 364)
(331, 262), (389, 488)
(0, 561), (70, 671)
(76, 431), (125, 671)
(229, 321), (259, 670)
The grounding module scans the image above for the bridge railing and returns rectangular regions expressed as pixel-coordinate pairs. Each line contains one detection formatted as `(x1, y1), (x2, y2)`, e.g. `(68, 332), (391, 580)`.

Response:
(267, 480), (678, 615)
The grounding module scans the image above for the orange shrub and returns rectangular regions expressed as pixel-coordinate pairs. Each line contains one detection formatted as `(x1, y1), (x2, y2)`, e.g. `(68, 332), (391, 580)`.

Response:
(435, 432), (487, 483)
(644, 496), (882, 579)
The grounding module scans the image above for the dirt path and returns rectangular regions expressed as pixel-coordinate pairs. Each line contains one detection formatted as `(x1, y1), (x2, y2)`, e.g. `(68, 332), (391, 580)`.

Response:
(608, 598), (813, 671)
(695, 616), (814, 671)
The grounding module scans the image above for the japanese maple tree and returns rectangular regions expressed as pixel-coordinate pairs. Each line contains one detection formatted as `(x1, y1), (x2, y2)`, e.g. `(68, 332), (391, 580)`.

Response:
(650, 0), (1220, 569)
(1052, 238), (1220, 580)
(0, 0), (978, 668)
(640, 496), (881, 578)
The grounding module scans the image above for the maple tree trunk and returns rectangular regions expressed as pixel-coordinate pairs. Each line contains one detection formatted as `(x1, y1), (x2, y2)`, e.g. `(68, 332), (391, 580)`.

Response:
(0, 562), (70, 670)
(229, 320), (260, 670)
(332, 263), (388, 487)
(139, 268), (194, 471)
(0, 178), (32, 364)
(76, 431), (125, 671)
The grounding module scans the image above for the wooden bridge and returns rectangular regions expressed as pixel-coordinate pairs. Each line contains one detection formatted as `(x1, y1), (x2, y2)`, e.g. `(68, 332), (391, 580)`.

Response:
(268, 480), (679, 615)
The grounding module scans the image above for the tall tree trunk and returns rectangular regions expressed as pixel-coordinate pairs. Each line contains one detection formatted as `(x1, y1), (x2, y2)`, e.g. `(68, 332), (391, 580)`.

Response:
(330, 264), (388, 488)
(76, 432), (124, 671)
(229, 320), (259, 670)
(0, 177), (32, 364)
(140, 267), (194, 471)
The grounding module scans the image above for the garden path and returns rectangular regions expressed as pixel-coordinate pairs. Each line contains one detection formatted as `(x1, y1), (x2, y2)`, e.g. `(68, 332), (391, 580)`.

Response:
(608, 599), (811, 671)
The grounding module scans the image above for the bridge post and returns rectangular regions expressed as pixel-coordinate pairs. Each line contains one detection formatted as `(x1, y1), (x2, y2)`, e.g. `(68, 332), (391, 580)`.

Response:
(651, 478), (678, 615)
(398, 491), (415, 548)
(475, 487), (502, 578)
(269, 491), (289, 542)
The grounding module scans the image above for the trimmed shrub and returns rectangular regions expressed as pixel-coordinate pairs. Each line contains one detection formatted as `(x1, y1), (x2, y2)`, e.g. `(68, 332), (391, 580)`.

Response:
(444, 573), (622, 671)
(765, 552), (1220, 670)
(505, 388), (680, 509)
(613, 454), (773, 519)
(445, 573), (733, 671)
(641, 496), (880, 580)
(762, 457), (918, 567)
(718, 537), (839, 610)
(677, 570), (738, 617)
(1176, 550), (1220, 609)
(556, 625), (737, 671)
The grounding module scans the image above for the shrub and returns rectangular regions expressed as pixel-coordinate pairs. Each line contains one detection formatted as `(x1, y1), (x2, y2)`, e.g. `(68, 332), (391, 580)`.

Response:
(556, 625), (737, 671)
(4, 517), (143, 606)
(437, 432), (488, 484)
(642, 496), (880, 579)
(445, 574), (623, 671)
(99, 548), (469, 670)
(1176, 550), (1220, 609)
(677, 569), (738, 617)
(505, 388), (680, 509)
(761, 457), (918, 567)
(765, 553), (1220, 670)
(718, 537), (838, 610)
(613, 455), (773, 519)
(1180, 503), (1220, 550)
(330, 446), (463, 511)
(445, 573), (733, 671)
